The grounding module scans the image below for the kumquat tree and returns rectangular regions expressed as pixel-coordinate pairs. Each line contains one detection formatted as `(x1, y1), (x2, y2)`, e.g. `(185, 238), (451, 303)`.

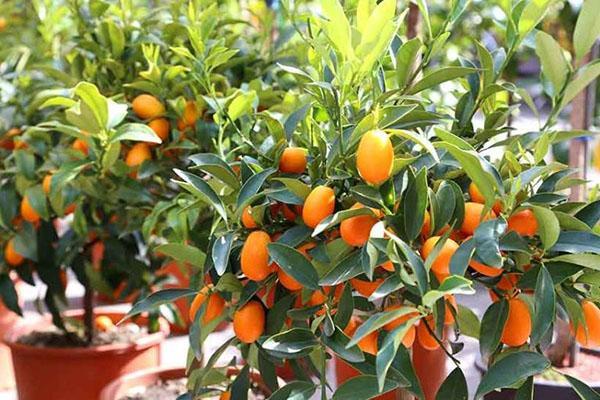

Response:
(126, 0), (600, 399)
(3, 0), (600, 399)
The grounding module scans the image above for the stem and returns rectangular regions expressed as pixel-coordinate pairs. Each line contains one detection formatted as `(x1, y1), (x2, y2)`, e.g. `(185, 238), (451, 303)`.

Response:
(83, 281), (94, 345)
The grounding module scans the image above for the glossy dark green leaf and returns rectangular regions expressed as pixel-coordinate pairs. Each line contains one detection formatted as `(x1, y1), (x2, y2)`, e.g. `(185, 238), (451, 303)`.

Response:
(267, 381), (317, 400)
(475, 352), (550, 399)
(122, 288), (196, 321)
(0, 274), (22, 316)
(173, 169), (228, 222)
(284, 104), (311, 141)
(422, 276), (474, 307)
(268, 243), (319, 290)
(473, 218), (506, 267)
(531, 206), (560, 250)
(266, 295), (295, 335)
(564, 373), (600, 400)
(450, 239), (476, 276)
(322, 327), (364, 363)
(334, 284), (354, 328)
(514, 376), (534, 400)
(479, 299), (508, 358)
(212, 233), (234, 276)
(262, 328), (318, 359)
(111, 123), (161, 143)
(456, 304), (480, 339)
(436, 367), (468, 400)
(348, 306), (419, 347)
(319, 250), (362, 286)
(531, 265), (555, 344)
(188, 153), (240, 189)
(237, 167), (276, 208)
(575, 200), (600, 228)
(230, 364), (250, 400)
(403, 168), (428, 240)
(313, 207), (374, 237)
(407, 67), (475, 95)
(332, 375), (400, 400)
(276, 225), (312, 247)
(155, 243), (206, 268)
(550, 231), (600, 254)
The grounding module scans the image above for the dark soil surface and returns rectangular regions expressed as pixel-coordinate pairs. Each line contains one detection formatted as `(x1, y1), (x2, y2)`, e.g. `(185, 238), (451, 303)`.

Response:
(16, 322), (147, 348)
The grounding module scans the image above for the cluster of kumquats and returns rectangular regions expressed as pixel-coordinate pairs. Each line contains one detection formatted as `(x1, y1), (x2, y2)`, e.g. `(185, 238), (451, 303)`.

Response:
(184, 127), (600, 354)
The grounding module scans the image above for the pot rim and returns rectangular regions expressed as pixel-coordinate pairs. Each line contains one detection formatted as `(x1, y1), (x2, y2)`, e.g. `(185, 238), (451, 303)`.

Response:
(100, 366), (186, 400)
(3, 307), (169, 358)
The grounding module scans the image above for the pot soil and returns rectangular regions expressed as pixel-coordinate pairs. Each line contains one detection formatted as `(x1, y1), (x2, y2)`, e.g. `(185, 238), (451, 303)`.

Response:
(480, 349), (600, 399)
(0, 278), (22, 390)
(334, 337), (448, 400)
(5, 308), (169, 400)
(100, 366), (274, 400)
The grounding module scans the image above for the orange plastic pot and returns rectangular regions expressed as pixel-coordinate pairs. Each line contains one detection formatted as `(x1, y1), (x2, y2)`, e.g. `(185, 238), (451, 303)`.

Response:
(0, 278), (23, 390)
(334, 335), (448, 400)
(5, 308), (169, 400)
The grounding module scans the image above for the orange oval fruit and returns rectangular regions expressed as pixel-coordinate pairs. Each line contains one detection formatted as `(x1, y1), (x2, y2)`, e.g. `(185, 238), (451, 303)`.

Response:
(350, 278), (383, 297)
(500, 298), (531, 347)
(278, 268), (302, 291)
(420, 236), (459, 282)
(461, 202), (496, 235)
(4, 238), (24, 267)
(182, 100), (200, 127)
(340, 203), (379, 247)
(379, 260), (394, 272)
(302, 186), (335, 228)
(279, 147), (308, 174)
(95, 316), (114, 332)
(42, 174), (53, 195)
(469, 259), (503, 277)
(572, 300), (600, 347)
(468, 183), (503, 214)
(189, 287), (226, 324)
(126, 143), (152, 168)
(132, 94), (165, 120)
(72, 138), (89, 155)
(241, 206), (258, 229)
(344, 317), (378, 355)
(233, 300), (265, 343)
(421, 210), (431, 238)
(356, 130), (393, 185)
(507, 209), (538, 237)
(220, 392), (231, 400)
(21, 196), (40, 223)
(489, 273), (520, 302)
(240, 231), (272, 281)
(147, 118), (170, 144)
(416, 316), (440, 350)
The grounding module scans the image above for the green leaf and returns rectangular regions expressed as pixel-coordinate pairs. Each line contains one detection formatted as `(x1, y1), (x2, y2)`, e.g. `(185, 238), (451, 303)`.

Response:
(550, 231), (600, 254)
(236, 168), (277, 210)
(332, 375), (400, 400)
(561, 61), (600, 110)
(535, 31), (569, 96)
(322, 327), (365, 363)
(262, 328), (318, 359)
(312, 207), (374, 237)
(321, 0), (354, 60)
(121, 288), (197, 322)
(227, 91), (258, 121)
(564, 373), (600, 399)
(71, 82), (108, 130)
(407, 67), (475, 95)
(396, 38), (422, 89)
(267, 381), (317, 400)
(212, 233), (234, 276)
(518, 0), (555, 37)
(25, 185), (49, 220)
(110, 123), (161, 144)
(388, 129), (439, 162)
(573, 0), (600, 62)
(530, 265), (555, 344)
(479, 299), (508, 358)
(173, 169), (228, 222)
(403, 168), (428, 240)
(456, 304), (480, 339)
(284, 104), (311, 141)
(436, 368), (468, 400)
(268, 243), (319, 290)
(0, 274), (22, 316)
(575, 200), (600, 228)
(271, 178), (310, 200)
(347, 307), (419, 348)
(230, 364), (250, 400)
(319, 251), (362, 286)
(548, 254), (600, 270)
(514, 376), (534, 400)
(475, 352), (550, 399)
(422, 276), (474, 308)
(189, 153), (240, 189)
(155, 243), (206, 268)
(530, 206), (560, 250)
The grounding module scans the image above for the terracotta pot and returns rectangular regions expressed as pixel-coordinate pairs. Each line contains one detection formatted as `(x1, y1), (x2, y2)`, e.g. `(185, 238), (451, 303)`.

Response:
(0, 279), (23, 390)
(334, 337), (448, 400)
(100, 366), (273, 400)
(5, 308), (169, 400)
(100, 366), (186, 400)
